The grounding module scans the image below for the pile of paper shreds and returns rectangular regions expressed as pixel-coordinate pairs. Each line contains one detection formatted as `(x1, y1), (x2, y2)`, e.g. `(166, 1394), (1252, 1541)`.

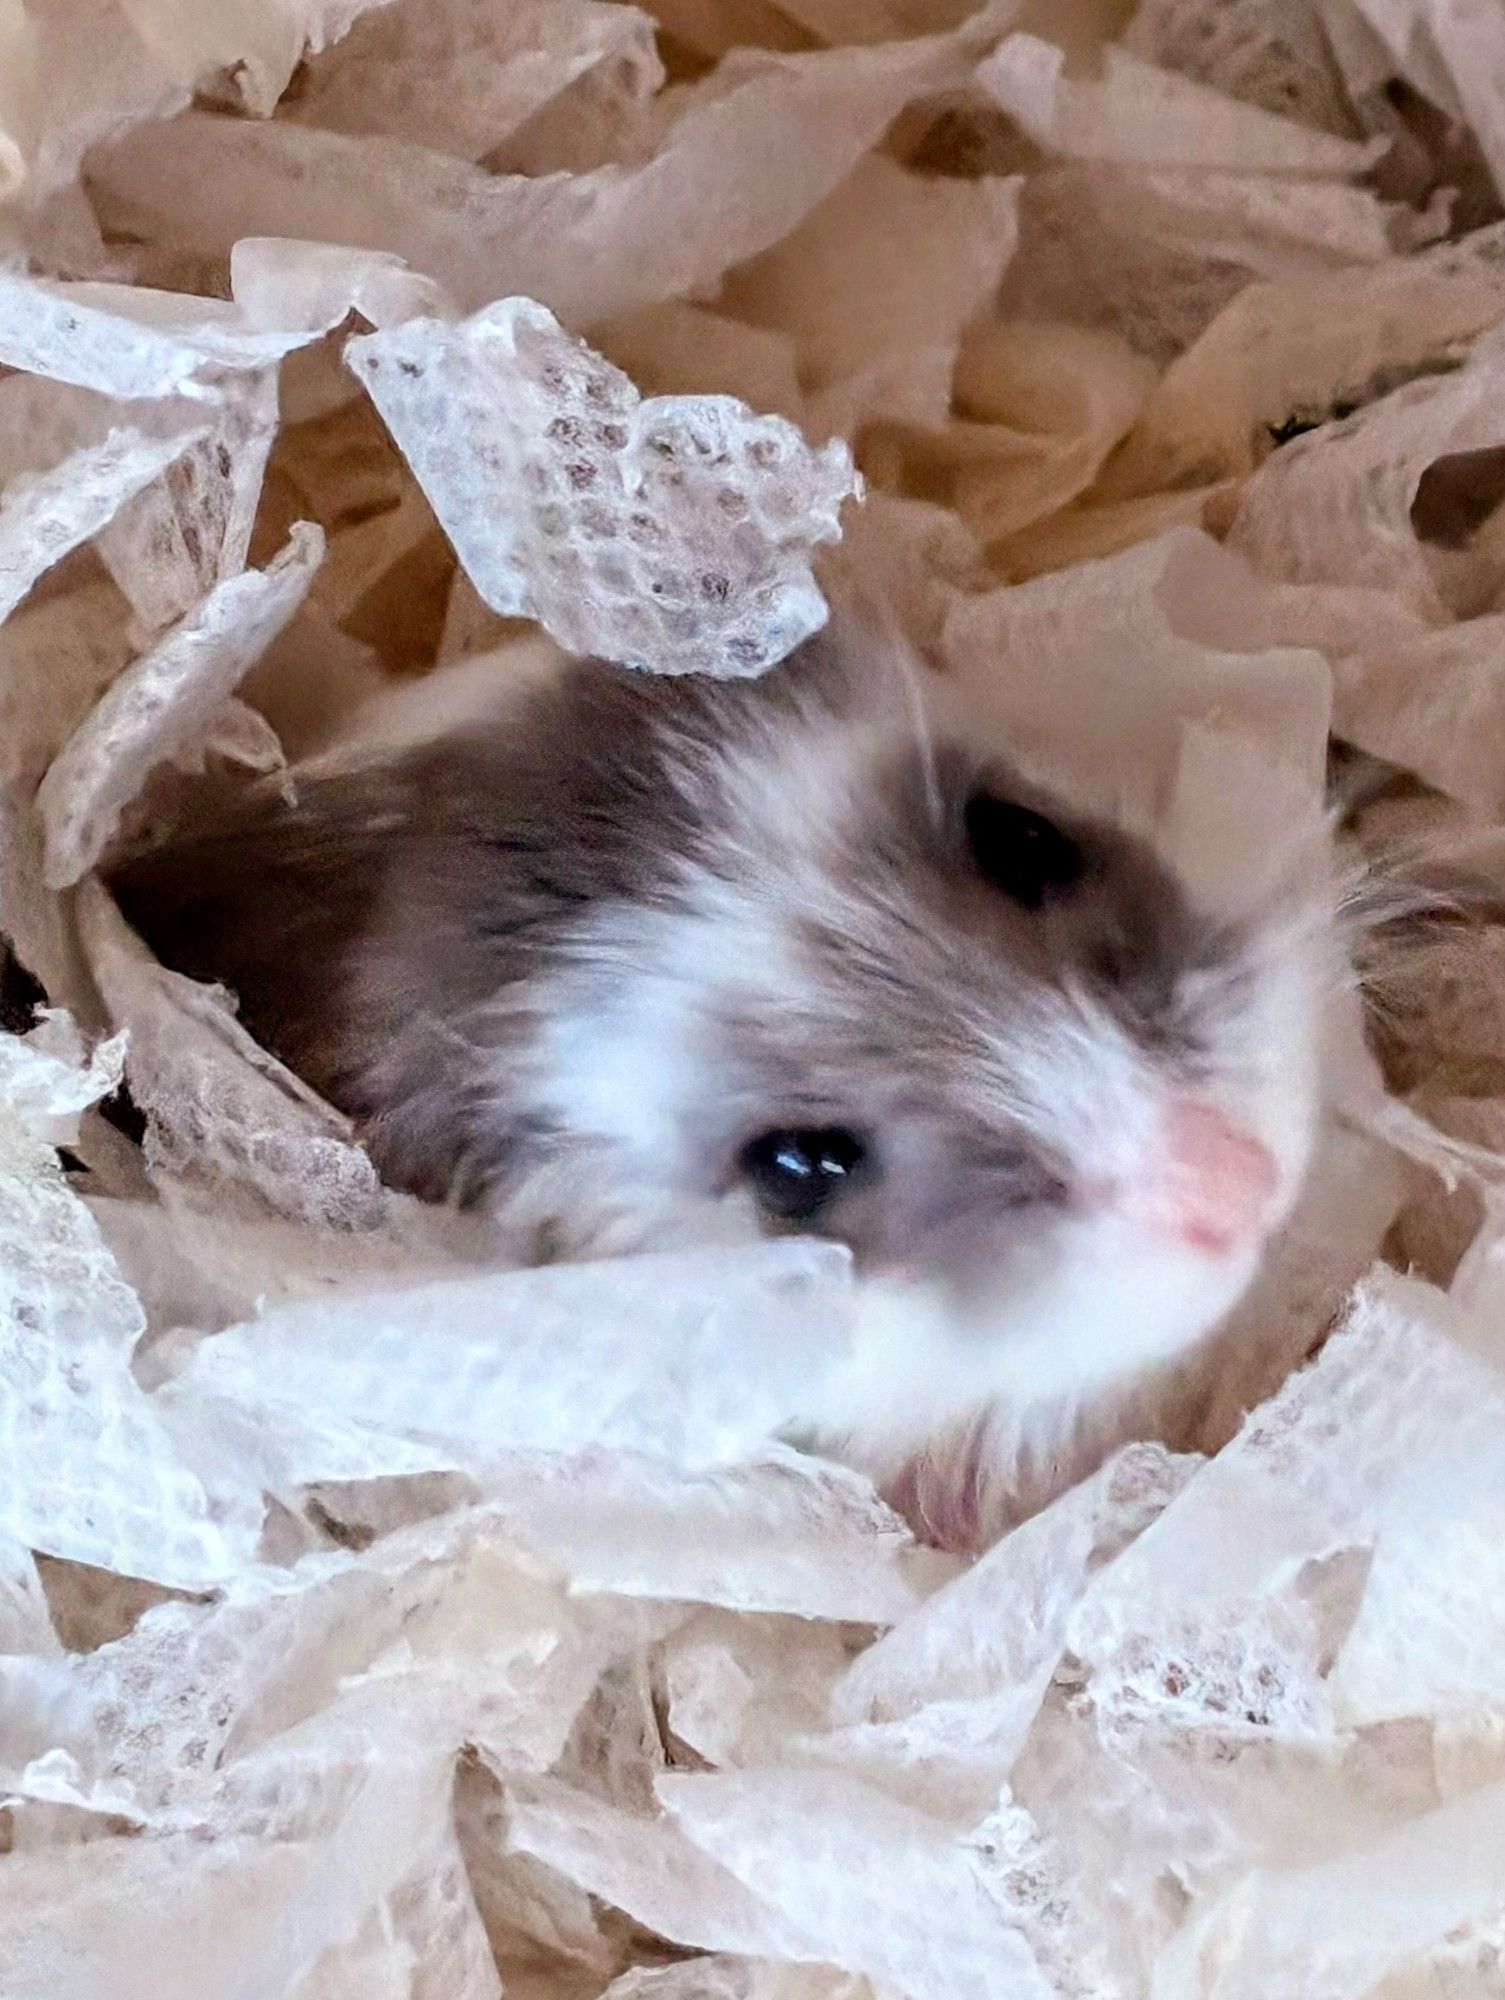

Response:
(5, 2), (1505, 1994)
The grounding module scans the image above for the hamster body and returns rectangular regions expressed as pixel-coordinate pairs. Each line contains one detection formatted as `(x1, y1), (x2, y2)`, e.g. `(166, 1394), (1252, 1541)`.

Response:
(111, 629), (1332, 1531)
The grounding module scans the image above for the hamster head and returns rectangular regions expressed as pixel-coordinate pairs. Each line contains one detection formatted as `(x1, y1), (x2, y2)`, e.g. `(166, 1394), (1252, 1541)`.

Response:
(108, 623), (1334, 1515)
(526, 641), (1332, 1479)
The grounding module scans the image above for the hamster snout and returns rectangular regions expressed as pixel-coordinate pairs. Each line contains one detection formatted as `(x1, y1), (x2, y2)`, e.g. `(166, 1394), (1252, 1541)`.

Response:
(109, 628), (1331, 1516)
(732, 1098), (1280, 1270)
(1142, 1098), (1281, 1257)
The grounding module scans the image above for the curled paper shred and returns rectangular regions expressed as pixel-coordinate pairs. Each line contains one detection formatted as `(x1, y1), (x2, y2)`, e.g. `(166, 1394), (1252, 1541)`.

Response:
(499, 1769), (820, 1964)
(8, 3), (196, 216)
(0, 1019), (255, 1588)
(0, 1541), (57, 1657)
(0, 577), (140, 1004)
(1329, 612), (1505, 817)
(774, 0), (986, 42)
(0, 1008), (127, 1137)
(1103, 225), (1505, 496)
(476, 1445), (927, 1622)
(227, 235), (454, 334)
(0, 1508), (592, 1825)
(0, 270), (342, 400)
(595, 302), (807, 427)
(0, 1), (33, 204)
(111, 0), (406, 122)
(1344, 0), (1505, 202)
(594, 1966), (870, 2000)
(500, 1766), (1072, 2000)
(807, 1446), (1197, 1821)
(1319, 1283), (1505, 1727)
(0, 254), (454, 431)
(0, 1746), (463, 2000)
(978, 32), (1377, 176)
(6, 0), (402, 216)
(347, 299), (859, 675)
(974, 1271), (1505, 1994)
(1226, 326), (1505, 612)
(657, 1767), (1059, 2000)
(719, 154), (1022, 436)
(1123, 0), (1360, 137)
(1154, 1776), (1505, 2000)
(90, 7), (1018, 320)
(287, 0), (665, 161)
(1063, 1271), (1505, 1729)
(996, 155), (1411, 367)
(661, 1616), (855, 1772)
(0, 249), (456, 644)
(36, 521), (323, 886)
(92, 375), (283, 637)
(0, 424), (203, 628)
(866, 318), (1158, 556)
(836, 1444), (1196, 1729)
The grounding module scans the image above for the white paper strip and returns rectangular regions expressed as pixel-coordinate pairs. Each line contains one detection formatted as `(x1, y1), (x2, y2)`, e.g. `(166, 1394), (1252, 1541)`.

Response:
(174, 1240), (854, 1472)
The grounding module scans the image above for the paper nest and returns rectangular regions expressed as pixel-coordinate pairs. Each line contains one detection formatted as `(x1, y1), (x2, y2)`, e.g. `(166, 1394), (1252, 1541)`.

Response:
(5, 1), (1505, 1995)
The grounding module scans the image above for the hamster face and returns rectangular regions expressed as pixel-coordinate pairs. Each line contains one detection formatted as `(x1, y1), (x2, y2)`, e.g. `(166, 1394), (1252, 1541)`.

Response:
(110, 628), (1332, 1516)
(522, 646), (1330, 1481)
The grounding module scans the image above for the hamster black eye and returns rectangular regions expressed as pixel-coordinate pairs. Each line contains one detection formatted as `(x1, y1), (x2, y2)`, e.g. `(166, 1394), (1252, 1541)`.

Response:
(963, 793), (1083, 909)
(739, 1127), (868, 1226)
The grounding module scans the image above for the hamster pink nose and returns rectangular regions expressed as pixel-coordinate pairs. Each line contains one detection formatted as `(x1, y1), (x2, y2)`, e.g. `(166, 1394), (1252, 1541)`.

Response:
(1140, 1099), (1280, 1257)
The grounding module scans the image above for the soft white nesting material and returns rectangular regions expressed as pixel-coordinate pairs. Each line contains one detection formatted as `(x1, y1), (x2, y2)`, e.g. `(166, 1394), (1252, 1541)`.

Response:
(3, 2), (1505, 1996)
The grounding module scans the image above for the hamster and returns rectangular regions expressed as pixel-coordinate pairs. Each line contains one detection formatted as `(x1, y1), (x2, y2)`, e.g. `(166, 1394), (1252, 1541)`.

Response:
(109, 626), (1333, 1539)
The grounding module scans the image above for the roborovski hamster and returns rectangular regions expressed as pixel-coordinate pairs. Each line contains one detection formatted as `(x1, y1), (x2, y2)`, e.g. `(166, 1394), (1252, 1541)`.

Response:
(111, 626), (1332, 1540)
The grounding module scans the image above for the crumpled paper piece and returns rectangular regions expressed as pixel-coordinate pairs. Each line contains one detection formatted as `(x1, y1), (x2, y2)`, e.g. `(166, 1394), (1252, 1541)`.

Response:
(475, 1444), (931, 1623)
(0, 267), (365, 396)
(4, 0), (1505, 1995)
(347, 298), (858, 674)
(0, 1015), (256, 1587)
(0, 0), (33, 204)
(655, 1768), (1061, 2000)
(1123, 0), (1358, 138)
(1226, 321), (1505, 610)
(1028, 1268), (1505, 1998)
(819, 1444), (1197, 1817)
(994, 156), (1414, 371)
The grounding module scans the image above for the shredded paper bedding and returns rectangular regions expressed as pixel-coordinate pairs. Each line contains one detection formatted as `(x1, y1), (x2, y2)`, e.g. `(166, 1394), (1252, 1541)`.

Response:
(3, 1), (1505, 1993)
